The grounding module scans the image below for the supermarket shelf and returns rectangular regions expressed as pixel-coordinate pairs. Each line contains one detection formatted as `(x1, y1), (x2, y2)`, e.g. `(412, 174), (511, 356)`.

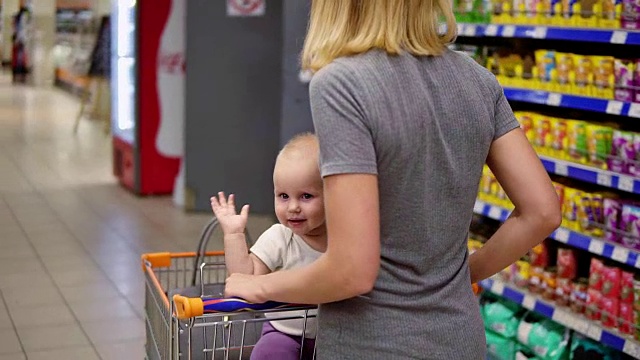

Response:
(540, 155), (640, 194)
(503, 88), (640, 118)
(456, 23), (640, 46)
(474, 199), (640, 269)
(479, 277), (640, 357)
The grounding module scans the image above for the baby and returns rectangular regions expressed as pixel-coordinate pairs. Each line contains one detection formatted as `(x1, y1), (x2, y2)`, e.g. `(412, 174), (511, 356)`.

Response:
(211, 133), (325, 360)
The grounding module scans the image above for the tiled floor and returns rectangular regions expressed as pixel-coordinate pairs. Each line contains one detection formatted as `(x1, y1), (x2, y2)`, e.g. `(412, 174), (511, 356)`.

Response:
(0, 75), (274, 359)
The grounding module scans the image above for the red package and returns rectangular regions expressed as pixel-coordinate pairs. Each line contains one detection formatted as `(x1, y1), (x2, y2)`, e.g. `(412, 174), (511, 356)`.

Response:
(600, 297), (620, 329)
(589, 258), (604, 291)
(619, 302), (635, 335)
(586, 289), (602, 321)
(620, 271), (634, 304)
(530, 241), (550, 267)
(601, 265), (621, 299)
(557, 248), (577, 279)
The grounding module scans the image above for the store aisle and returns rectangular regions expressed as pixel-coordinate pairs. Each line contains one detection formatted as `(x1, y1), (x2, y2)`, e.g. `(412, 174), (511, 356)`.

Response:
(0, 76), (268, 360)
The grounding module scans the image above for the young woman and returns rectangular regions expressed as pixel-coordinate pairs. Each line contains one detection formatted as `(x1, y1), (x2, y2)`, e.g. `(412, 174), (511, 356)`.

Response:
(224, 1), (561, 358)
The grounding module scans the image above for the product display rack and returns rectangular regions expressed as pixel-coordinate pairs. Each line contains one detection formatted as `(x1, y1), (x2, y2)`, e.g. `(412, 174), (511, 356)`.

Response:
(461, 18), (640, 356)
(480, 277), (640, 357)
(474, 199), (640, 269)
(539, 155), (640, 194)
(456, 23), (640, 46)
(502, 88), (640, 118)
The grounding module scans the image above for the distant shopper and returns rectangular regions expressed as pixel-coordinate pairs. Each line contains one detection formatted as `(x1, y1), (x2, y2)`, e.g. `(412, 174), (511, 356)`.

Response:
(224, 1), (562, 359)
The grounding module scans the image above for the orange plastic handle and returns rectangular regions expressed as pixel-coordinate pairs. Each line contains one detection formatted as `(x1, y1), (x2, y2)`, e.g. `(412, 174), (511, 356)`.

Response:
(173, 294), (204, 319)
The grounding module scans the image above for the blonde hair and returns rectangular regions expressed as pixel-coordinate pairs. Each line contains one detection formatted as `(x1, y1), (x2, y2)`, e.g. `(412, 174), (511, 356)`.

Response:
(301, 0), (457, 72)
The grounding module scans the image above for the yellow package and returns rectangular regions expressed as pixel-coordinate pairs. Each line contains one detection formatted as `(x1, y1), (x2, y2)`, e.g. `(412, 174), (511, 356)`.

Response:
(571, 54), (594, 97)
(563, 187), (582, 231)
(533, 114), (553, 154)
(535, 50), (557, 92)
(492, 0), (514, 23)
(516, 112), (536, 144)
(586, 124), (613, 169)
(555, 52), (574, 94)
(573, 0), (600, 27)
(550, 118), (569, 159)
(567, 120), (589, 164)
(599, 0), (621, 27)
(592, 56), (615, 99)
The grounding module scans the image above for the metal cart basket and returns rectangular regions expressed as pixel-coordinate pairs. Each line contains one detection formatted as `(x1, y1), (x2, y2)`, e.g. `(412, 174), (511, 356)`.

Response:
(142, 219), (317, 360)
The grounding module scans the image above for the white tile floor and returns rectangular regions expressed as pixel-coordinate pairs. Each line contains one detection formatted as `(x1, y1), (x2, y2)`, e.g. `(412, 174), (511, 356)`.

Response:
(0, 74), (274, 359)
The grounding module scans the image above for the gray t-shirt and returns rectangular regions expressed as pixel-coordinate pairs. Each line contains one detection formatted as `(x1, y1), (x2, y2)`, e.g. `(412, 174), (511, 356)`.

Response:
(309, 48), (519, 359)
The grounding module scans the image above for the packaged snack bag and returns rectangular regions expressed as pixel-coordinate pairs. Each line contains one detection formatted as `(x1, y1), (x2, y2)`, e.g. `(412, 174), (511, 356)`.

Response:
(555, 53), (574, 93)
(570, 278), (589, 314)
(530, 241), (550, 267)
(614, 59), (635, 102)
(529, 266), (545, 293)
(604, 197), (623, 243)
(516, 112), (536, 143)
(609, 130), (634, 174)
(621, 204), (640, 250)
(589, 258), (604, 291)
(557, 247), (577, 279)
(586, 288), (603, 320)
(621, 0), (640, 29)
(513, 260), (532, 288)
(555, 277), (572, 306)
(551, 118), (569, 158)
(619, 302), (634, 335)
(562, 187), (580, 230)
(542, 266), (558, 300)
(586, 124), (612, 169)
(482, 299), (522, 338)
(620, 270), (635, 304)
(567, 120), (588, 163)
(533, 114), (552, 153)
(593, 56), (616, 99)
(600, 262), (622, 299)
(600, 0), (622, 27)
(535, 50), (556, 91)
(600, 296), (619, 328)
(572, 55), (594, 96)
(574, 0), (600, 26)
(629, 133), (640, 176)
(524, 0), (540, 23)
(561, 0), (579, 24)
(635, 59), (640, 103)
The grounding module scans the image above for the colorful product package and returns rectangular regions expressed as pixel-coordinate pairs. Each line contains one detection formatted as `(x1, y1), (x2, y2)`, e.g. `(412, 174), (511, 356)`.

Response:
(555, 52), (574, 93)
(609, 130), (634, 174)
(574, 0), (600, 26)
(603, 197), (623, 243)
(562, 187), (580, 230)
(600, 0), (622, 27)
(572, 55), (594, 96)
(635, 59), (640, 103)
(486, 331), (518, 360)
(586, 124), (612, 169)
(620, 270), (634, 303)
(513, 260), (532, 288)
(567, 120), (588, 164)
(586, 288), (603, 320)
(551, 118), (569, 158)
(557, 247), (577, 279)
(533, 114), (553, 154)
(600, 296), (620, 328)
(593, 56), (616, 99)
(570, 278), (589, 314)
(555, 277), (572, 306)
(621, 204), (640, 250)
(614, 59), (635, 102)
(629, 133), (640, 176)
(561, 0), (579, 23)
(482, 299), (522, 338)
(600, 262), (622, 299)
(535, 50), (557, 91)
(589, 258), (605, 290)
(517, 316), (569, 360)
(530, 241), (550, 267)
(621, 0), (640, 30)
(619, 302), (635, 335)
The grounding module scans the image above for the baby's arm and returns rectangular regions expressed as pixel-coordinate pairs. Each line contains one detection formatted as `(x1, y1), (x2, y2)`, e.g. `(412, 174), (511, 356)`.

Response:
(211, 192), (271, 275)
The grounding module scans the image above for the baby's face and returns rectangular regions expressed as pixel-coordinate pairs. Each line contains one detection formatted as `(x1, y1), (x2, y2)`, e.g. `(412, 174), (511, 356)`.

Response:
(273, 156), (325, 239)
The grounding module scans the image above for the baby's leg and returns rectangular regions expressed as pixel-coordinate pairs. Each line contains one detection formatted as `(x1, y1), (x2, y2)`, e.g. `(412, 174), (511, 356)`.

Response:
(250, 322), (301, 360)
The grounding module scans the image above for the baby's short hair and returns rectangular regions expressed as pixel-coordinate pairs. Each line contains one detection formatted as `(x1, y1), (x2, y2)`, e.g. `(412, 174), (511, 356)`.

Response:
(279, 132), (318, 158)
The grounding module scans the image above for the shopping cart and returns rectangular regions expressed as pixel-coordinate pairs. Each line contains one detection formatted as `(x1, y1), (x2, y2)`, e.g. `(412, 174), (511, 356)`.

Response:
(142, 218), (317, 360)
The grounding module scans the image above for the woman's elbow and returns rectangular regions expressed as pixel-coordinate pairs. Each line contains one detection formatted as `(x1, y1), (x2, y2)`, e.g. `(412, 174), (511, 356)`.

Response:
(536, 200), (562, 234)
